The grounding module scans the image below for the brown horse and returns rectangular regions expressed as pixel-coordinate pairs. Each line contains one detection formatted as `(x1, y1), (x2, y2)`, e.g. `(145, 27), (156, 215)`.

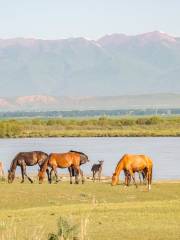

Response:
(112, 154), (153, 190)
(0, 162), (4, 178)
(8, 151), (49, 183)
(38, 150), (89, 184)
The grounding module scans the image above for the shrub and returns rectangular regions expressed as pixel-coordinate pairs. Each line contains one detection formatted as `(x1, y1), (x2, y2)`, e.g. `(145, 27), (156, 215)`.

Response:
(48, 217), (78, 240)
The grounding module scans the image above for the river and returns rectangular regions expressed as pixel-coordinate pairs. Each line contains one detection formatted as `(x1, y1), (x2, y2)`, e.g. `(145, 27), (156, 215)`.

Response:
(0, 137), (180, 180)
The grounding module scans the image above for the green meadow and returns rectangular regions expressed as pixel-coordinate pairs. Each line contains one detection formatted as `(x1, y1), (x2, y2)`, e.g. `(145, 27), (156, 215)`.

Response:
(0, 180), (180, 239)
(0, 116), (180, 137)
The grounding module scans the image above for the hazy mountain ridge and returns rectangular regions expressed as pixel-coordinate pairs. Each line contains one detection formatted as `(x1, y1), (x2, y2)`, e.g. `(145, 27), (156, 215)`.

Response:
(0, 31), (180, 97)
(0, 93), (180, 111)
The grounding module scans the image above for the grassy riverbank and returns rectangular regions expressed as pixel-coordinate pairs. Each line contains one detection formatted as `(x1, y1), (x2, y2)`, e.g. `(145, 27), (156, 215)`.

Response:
(0, 181), (180, 239)
(0, 116), (180, 137)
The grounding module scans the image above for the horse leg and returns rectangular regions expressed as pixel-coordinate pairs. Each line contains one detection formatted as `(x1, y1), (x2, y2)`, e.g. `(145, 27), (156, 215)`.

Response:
(22, 164), (33, 183)
(92, 171), (95, 182)
(20, 165), (25, 183)
(125, 174), (129, 186)
(80, 169), (85, 184)
(129, 170), (137, 188)
(98, 170), (101, 182)
(147, 167), (152, 191)
(68, 167), (73, 184)
(1, 169), (4, 178)
(143, 169), (147, 185)
(73, 166), (80, 184)
(139, 172), (142, 185)
(49, 168), (53, 184)
(53, 167), (59, 183)
(46, 168), (51, 183)
(124, 170), (130, 186)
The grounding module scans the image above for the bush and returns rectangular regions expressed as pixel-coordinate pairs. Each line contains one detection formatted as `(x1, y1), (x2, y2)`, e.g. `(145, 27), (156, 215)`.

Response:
(48, 217), (78, 240)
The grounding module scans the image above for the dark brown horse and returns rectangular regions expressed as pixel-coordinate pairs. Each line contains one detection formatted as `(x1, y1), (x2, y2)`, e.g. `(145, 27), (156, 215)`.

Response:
(8, 151), (49, 183)
(38, 150), (89, 184)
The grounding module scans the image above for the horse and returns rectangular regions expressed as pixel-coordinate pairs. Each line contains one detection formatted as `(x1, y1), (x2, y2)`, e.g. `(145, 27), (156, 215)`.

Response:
(0, 162), (5, 178)
(91, 160), (104, 181)
(8, 151), (49, 183)
(111, 154), (153, 190)
(38, 150), (89, 184)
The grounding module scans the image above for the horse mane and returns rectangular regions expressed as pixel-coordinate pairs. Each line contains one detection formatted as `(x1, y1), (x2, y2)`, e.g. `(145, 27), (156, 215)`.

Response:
(69, 150), (88, 158)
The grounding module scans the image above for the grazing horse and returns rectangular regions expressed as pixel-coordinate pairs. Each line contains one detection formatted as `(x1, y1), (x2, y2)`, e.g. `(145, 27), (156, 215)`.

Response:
(0, 162), (4, 178)
(91, 160), (104, 181)
(8, 151), (49, 183)
(38, 150), (89, 184)
(112, 154), (153, 190)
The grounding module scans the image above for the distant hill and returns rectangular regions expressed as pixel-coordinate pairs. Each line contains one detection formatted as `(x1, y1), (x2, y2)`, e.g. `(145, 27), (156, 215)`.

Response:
(0, 93), (180, 111)
(0, 31), (180, 97)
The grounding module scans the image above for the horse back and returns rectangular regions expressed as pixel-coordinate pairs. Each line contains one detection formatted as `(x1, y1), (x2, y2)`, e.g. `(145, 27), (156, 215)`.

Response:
(48, 152), (81, 168)
(123, 154), (152, 171)
(15, 151), (48, 166)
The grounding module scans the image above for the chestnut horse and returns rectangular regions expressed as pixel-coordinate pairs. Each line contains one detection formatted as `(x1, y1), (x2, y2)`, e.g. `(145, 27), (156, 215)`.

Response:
(8, 151), (49, 183)
(0, 161), (4, 178)
(112, 154), (153, 190)
(38, 150), (89, 184)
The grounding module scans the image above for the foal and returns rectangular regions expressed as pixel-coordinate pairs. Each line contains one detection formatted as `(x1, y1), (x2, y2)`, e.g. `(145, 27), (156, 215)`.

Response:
(91, 160), (104, 181)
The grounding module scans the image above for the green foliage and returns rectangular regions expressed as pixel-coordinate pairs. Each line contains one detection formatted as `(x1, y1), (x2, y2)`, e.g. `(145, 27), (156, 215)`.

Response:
(0, 116), (180, 137)
(48, 233), (58, 240)
(48, 217), (78, 240)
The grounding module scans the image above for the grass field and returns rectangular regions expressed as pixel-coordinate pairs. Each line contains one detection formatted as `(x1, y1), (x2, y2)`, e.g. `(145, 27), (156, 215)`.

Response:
(1, 116), (180, 137)
(0, 180), (180, 240)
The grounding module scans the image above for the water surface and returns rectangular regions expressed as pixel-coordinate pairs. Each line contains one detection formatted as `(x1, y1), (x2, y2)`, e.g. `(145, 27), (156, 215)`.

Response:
(0, 137), (180, 180)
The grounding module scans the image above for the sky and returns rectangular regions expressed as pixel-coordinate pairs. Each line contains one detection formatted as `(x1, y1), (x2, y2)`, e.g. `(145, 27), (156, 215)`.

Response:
(0, 0), (180, 40)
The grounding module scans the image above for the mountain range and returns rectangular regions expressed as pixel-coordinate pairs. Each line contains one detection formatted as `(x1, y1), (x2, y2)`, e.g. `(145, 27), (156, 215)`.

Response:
(0, 31), (180, 99)
(0, 93), (180, 111)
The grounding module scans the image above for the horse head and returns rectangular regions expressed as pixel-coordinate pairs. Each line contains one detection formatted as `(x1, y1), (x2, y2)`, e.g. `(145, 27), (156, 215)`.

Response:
(111, 173), (118, 186)
(8, 170), (15, 183)
(98, 160), (104, 165)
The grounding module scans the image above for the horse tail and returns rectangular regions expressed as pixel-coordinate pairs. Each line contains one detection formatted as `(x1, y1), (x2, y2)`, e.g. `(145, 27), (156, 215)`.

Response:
(38, 155), (49, 182)
(39, 156), (49, 173)
(147, 157), (153, 190)
(150, 164), (153, 184)
(147, 157), (153, 183)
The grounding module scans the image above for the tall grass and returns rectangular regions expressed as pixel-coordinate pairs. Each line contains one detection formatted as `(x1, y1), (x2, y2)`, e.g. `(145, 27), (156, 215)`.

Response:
(0, 116), (180, 137)
(0, 220), (45, 240)
(0, 217), (89, 240)
(48, 216), (89, 240)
